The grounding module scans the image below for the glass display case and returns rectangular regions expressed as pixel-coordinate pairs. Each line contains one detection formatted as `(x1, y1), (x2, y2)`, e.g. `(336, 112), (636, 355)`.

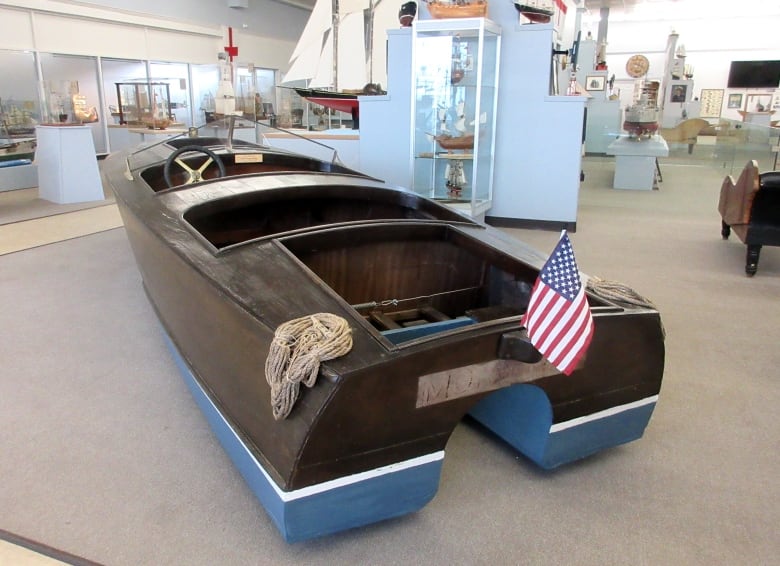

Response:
(411, 18), (500, 217)
(115, 82), (172, 127)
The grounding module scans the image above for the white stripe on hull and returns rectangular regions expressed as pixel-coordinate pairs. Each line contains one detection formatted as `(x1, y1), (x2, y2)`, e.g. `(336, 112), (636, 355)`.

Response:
(549, 395), (659, 433)
(190, 366), (444, 502)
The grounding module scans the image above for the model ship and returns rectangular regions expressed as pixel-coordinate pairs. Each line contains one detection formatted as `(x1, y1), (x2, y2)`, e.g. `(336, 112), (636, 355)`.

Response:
(0, 120), (35, 163)
(1, 99), (37, 137)
(103, 115), (665, 543)
(425, 0), (488, 19)
(398, 0), (417, 26)
(433, 101), (475, 150)
(513, 0), (554, 23)
(281, 0), (387, 129)
(623, 82), (660, 139)
(623, 54), (659, 139)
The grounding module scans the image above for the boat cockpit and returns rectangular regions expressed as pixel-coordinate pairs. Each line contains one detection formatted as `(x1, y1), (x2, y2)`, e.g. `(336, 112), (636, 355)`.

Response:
(125, 115), (368, 192)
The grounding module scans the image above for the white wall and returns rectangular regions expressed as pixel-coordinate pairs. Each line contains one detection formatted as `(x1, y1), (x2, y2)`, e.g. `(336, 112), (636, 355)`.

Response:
(61, 0), (310, 43)
(0, 1), (299, 71)
(576, 1), (780, 121)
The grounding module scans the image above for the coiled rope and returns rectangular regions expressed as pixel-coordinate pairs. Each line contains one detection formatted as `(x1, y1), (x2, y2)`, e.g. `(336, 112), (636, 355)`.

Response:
(265, 313), (352, 420)
(586, 276), (657, 309)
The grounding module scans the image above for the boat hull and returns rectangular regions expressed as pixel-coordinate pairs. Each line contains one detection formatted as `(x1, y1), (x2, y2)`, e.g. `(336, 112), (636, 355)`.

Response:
(289, 87), (372, 128)
(166, 328), (444, 542)
(104, 130), (665, 542)
(514, 2), (554, 23)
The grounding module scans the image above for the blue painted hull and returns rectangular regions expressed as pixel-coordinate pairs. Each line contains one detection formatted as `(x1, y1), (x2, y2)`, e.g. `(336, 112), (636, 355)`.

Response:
(469, 384), (658, 469)
(163, 331), (444, 542)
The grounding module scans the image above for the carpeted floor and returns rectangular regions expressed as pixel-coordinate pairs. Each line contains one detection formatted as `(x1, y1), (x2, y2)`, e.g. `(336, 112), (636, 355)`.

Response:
(0, 156), (778, 565)
(0, 186), (115, 226)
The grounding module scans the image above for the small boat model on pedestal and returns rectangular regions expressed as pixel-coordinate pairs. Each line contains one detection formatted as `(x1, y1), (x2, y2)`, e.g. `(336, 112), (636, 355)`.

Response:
(623, 55), (660, 140)
(103, 116), (665, 543)
(623, 98), (660, 139)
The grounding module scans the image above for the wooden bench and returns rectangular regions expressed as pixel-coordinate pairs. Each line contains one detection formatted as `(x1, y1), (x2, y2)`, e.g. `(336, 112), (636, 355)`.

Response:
(718, 160), (780, 275)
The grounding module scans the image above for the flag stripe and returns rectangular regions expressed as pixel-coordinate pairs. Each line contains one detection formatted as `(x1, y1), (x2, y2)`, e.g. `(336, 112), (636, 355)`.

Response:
(545, 289), (590, 361)
(550, 304), (593, 372)
(521, 232), (594, 376)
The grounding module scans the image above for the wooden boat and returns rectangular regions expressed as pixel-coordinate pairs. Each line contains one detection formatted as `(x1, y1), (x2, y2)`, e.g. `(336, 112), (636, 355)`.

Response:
(103, 117), (665, 543)
(425, 0), (488, 19)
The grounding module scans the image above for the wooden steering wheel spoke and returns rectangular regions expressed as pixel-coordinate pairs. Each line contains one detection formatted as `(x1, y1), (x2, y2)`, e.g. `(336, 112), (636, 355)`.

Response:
(163, 145), (227, 188)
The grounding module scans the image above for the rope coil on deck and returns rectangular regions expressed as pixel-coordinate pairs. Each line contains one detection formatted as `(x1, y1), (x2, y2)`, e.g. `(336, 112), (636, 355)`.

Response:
(265, 313), (353, 420)
(586, 277), (657, 310)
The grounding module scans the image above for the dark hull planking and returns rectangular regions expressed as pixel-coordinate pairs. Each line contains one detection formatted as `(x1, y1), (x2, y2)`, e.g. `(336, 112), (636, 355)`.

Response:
(104, 135), (664, 539)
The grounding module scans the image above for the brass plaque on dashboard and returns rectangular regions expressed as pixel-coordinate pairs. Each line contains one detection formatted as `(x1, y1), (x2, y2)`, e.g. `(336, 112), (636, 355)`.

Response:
(235, 153), (264, 163)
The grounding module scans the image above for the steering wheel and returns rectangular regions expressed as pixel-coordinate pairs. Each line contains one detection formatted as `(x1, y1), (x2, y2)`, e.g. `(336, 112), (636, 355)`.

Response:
(163, 145), (227, 188)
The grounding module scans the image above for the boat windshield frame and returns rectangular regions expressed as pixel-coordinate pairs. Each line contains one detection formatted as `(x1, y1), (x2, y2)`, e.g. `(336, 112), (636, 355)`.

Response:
(124, 114), (348, 178)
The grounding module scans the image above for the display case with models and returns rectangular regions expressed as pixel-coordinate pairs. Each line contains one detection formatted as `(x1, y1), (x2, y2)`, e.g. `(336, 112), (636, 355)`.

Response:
(411, 18), (500, 218)
(115, 82), (172, 127)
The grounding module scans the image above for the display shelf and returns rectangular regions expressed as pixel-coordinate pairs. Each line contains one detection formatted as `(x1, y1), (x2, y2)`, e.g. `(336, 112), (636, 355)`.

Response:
(410, 18), (500, 217)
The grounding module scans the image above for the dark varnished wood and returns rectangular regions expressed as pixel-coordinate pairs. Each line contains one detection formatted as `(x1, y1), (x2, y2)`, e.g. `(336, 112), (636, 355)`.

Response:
(104, 136), (666, 491)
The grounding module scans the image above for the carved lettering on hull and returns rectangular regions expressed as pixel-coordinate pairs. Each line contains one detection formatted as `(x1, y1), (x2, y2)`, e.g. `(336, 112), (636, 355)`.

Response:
(416, 359), (560, 408)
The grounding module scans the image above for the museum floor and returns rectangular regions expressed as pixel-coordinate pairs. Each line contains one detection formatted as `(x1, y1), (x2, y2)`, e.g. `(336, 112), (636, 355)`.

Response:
(1, 154), (778, 565)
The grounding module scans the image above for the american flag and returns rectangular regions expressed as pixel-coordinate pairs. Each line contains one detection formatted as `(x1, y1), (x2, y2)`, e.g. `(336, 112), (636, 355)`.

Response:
(521, 231), (594, 375)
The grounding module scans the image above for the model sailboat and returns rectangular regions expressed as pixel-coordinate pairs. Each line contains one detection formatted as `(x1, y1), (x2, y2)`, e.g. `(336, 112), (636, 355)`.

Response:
(281, 0), (387, 128)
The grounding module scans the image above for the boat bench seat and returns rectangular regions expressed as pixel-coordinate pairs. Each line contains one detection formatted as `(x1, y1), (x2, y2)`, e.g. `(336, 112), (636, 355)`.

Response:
(375, 304), (525, 345)
(381, 316), (475, 344)
(718, 160), (780, 275)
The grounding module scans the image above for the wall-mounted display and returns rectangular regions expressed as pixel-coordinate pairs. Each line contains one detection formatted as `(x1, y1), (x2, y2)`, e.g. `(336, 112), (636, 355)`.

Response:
(670, 84), (687, 102)
(585, 75), (605, 91)
(699, 88), (724, 118)
(727, 93), (743, 109)
(626, 54), (650, 78)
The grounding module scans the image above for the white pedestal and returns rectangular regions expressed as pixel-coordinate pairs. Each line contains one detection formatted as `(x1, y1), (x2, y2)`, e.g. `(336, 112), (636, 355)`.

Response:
(607, 135), (669, 191)
(36, 125), (103, 204)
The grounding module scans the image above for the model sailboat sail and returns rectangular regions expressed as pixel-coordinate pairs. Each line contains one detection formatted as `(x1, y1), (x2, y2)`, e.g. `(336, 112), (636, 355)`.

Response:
(282, 0), (387, 127)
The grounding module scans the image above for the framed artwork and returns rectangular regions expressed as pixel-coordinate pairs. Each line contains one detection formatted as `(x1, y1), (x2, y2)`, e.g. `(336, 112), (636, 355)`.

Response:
(585, 76), (605, 91)
(699, 89), (724, 119)
(727, 93), (743, 109)
(670, 84), (688, 102)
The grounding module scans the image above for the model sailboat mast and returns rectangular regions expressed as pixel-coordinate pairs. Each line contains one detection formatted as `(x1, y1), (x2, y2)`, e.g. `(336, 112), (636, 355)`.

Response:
(281, 0), (385, 128)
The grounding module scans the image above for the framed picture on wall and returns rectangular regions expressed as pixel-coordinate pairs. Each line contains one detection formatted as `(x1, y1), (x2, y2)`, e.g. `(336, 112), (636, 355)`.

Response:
(699, 89), (724, 119)
(727, 93), (743, 109)
(670, 84), (688, 102)
(585, 76), (605, 91)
